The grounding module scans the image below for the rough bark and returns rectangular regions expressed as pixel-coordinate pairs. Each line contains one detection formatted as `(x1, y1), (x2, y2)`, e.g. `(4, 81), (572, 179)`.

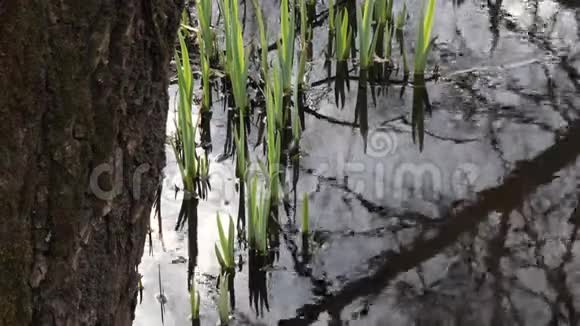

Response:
(0, 1), (182, 325)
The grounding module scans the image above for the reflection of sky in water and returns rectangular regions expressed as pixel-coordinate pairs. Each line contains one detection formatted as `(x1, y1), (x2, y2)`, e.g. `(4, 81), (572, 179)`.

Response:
(135, 86), (236, 325)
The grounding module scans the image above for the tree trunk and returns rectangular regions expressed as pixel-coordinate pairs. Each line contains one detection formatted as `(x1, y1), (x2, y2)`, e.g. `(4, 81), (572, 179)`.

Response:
(0, 1), (182, 325)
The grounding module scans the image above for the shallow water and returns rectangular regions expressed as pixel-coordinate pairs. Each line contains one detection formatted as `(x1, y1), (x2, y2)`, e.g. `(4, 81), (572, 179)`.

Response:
(134, 0), (580, 325)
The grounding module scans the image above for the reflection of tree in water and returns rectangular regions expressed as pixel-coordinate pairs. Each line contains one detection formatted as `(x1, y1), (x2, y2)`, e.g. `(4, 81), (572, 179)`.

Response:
(388, 184), (580, 326)
(279, 2), (580, 322)
(248, 250), (271, 316)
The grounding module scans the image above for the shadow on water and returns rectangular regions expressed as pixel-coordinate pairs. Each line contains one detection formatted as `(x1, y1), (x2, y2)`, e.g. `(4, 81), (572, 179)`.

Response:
(248, 250), (271, 316)
(334, 61), (350, 109)
(280, 118), (580, 325)
(354, 69), (369, 151)
(411, 75), (431, 151)
(200, 110), (213, 153)
(176, 197), (199, 289)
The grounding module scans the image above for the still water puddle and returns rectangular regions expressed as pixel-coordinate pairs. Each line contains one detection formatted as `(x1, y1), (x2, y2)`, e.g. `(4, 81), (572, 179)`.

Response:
(135, 0), (580, 325)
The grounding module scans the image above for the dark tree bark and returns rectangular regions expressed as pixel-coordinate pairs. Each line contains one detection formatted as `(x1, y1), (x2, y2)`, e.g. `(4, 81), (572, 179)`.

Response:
(0, 1), (182, 325)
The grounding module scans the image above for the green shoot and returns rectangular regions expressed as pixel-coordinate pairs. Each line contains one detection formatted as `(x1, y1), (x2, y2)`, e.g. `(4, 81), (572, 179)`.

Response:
(301, 193), (309, 235)
(336, 9), (352, 62)
(383, 20), (393, 61)
(196, 0), (214, 59)
(265, 66), (284, 202)
(247, 175), (271, 255)
(266, 66), (285, 132)
(396, 5), (406, 33)
(221, 0), (249, 111)
(190, 280), (200, 320)
(195, 0), (212, 112)
(251, 0), (269, 77)
(396, 4), (409, 77)
(375, 0), (393, 63)
(215, 213), (235, 271)
(278, 0), (296, 93)
(413, 0), (437, 76)
(292, 86), (302, 144)
(374, 0), (393, 26)
(181, 9), (193, 37)
(197, 153), (210, 199)
(200, 41), (211, 111)
(174, 30), (198, 194)
(329, 0), (336, 32)
(217, 274), (230, 325)
(297, 0), (311, 88)
(357, 0), (379, 69)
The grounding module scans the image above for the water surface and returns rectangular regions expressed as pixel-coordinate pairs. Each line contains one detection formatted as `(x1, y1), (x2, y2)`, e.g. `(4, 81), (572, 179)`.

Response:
(135, 0), (580, 325)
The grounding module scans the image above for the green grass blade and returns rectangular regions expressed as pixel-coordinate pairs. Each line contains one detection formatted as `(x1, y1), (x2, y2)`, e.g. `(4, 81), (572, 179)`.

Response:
(215, 244), (227, 269)
(329, 0), (335, 30)
(423, 0), (436, 52)
(336, 9), (352, 61)
(227, 215), (234, 266)
(251, 0), (269, 76)
(217, 213), (227, 255)
(414, 0), (436, 75)
(217, 275), (230, 325)
(190, 280), (200, 320)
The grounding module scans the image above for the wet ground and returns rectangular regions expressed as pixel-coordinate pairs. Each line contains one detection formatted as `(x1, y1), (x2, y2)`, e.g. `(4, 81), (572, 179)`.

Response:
(135, 0), (580, 325)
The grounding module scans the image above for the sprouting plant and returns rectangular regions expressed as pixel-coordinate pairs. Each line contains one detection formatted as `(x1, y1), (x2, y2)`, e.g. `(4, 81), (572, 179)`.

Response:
(173, 30), (198, 195)
(396, 5), (406, 35)
(265, 69), (283, 202)
(200, 41), (211, 111)
(215, 213), (235, 271)
(172, 27), (211, 205)
(190, 280), (200, 320)
(413, 0), (437, 76)
(247, 175), (271, 255)
(251, 0), (269, 77)
(326, 0), (336, 63)
(196, 0), (214, 58)
(266, 68), (285, 156)
(329, 0), (336, 32)
(396, 4), (409, 77)
(336, 9), (353, 62)
(233, 109), (247, 179)
(278, 0), (296, 93)
(221, 0), (249, 111)
(301, 192), (309, 235)
(357, 0), (379, 69)
(374, 0), (393, 26)
(266, 66), (285, 132)
(181, 9), (193, 37)
(297, 0), (311, 88)
(196, 153), (210, 199)
(383, 19), (393, 62)
(217, 274), (230, 325)
(375, 0), (393, 63)
(292, 88), (302, 144)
